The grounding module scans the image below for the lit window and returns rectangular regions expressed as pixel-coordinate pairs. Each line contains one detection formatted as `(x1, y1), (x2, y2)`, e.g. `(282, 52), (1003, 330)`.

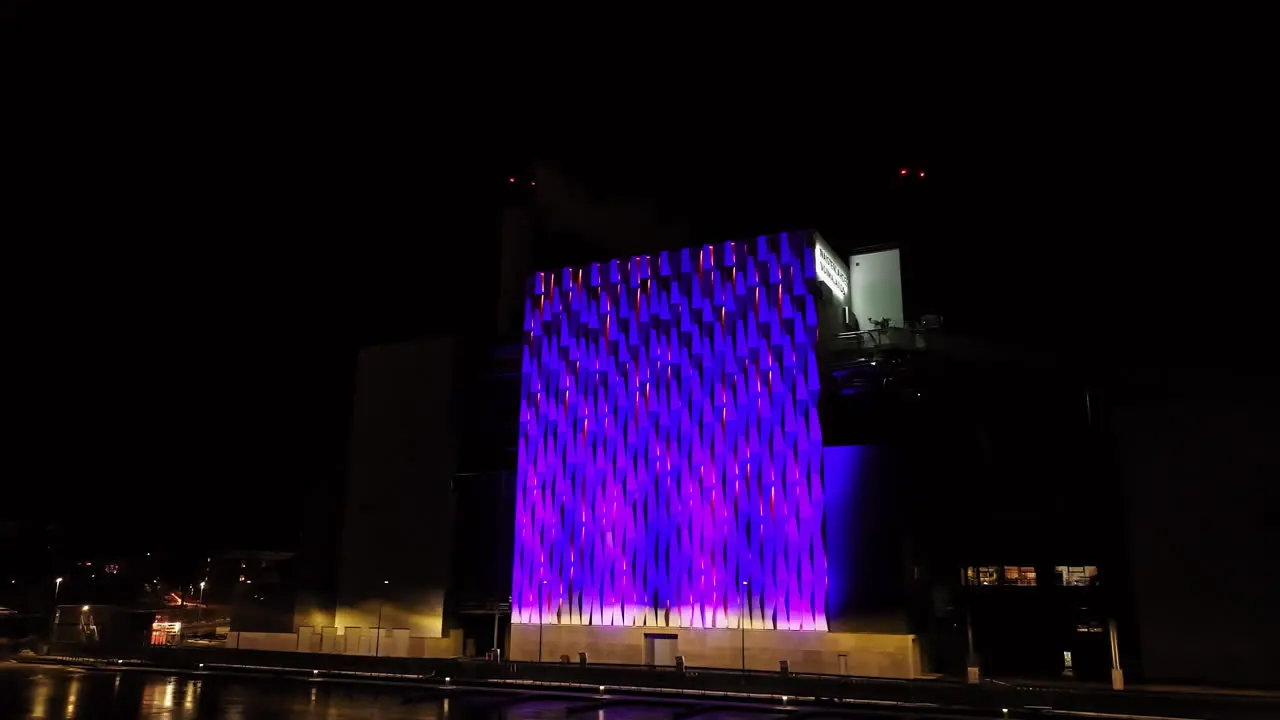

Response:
(964, 566), (1000, 586)
(1004, 566), (1037, 586)
(1055, 566), (1097, 586)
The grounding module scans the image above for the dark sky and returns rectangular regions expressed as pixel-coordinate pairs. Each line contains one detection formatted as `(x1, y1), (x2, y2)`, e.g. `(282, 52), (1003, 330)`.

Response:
(1, 13), (1251, 550)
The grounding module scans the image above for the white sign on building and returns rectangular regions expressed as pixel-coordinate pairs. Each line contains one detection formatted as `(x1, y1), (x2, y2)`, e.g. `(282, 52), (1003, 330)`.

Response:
(813, 233), (850, 304)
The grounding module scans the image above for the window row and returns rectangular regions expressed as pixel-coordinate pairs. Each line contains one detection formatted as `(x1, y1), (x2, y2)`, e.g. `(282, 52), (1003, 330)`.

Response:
(963, 565), (1097, 587)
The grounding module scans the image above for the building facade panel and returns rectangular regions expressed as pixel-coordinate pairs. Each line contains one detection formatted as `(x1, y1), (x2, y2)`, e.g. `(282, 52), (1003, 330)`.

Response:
(513, 233), (830, 631)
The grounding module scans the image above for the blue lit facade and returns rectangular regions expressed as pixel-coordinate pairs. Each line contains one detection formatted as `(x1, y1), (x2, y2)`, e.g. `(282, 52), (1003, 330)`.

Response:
(512, 232), (835, 631)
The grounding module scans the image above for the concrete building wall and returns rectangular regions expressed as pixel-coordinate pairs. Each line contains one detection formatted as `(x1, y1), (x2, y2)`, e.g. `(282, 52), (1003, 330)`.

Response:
(225, 628), (462, 658)
(509, 624), (919, 678)
(330, 339), (460, 638)
(849, 248), (904, 331)
(1115, 372), (1280, 688)
(227, 631), (298, 652)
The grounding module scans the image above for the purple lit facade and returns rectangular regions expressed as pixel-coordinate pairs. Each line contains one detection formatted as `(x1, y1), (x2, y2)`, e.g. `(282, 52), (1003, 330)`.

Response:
(513, 233), (828, 631)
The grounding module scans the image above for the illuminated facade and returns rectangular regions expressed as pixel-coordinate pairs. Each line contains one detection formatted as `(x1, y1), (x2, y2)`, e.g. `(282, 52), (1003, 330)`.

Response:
(513, 232), (833, 632)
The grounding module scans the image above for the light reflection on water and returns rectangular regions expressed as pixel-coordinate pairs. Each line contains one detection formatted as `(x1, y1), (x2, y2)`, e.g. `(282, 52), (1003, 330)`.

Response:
(64, 674), (80, 719)
(0, 664), (794, 720)
(27, 673), (52, 719)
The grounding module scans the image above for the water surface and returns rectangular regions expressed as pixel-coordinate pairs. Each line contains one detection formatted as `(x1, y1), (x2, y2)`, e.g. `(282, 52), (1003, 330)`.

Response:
(0, 663), (795, 720)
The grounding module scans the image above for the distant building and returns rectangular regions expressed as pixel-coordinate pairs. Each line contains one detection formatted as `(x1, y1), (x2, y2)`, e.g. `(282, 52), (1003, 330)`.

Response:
(294, 339), (463, 654)
(213, 551), (297, 634)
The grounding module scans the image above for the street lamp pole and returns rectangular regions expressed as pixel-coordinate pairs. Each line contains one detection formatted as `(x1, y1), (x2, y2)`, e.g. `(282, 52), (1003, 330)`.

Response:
(375, 580), (389, 658)
(492, 611), (500, 657)
(740, 581), (748, 674)
(50, 578), (64, 640)
(538, 579), (547, 663)
(198, 582), (206, 624)
(1108, 618), (1124, 690)
(965, 603), (979, 683)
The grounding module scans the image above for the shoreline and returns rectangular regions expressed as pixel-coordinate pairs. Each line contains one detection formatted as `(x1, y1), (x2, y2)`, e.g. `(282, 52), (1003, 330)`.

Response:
(6, 652), (1280, 720)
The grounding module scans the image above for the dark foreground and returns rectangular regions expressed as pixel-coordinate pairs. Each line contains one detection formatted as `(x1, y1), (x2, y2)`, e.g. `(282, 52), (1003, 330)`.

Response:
(1, 663), (967, 720)
(4, 657), (1278, 720)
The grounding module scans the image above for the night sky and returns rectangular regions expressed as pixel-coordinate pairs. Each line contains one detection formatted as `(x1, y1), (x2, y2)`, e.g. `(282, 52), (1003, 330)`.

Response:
(2, 15), (1260, 556)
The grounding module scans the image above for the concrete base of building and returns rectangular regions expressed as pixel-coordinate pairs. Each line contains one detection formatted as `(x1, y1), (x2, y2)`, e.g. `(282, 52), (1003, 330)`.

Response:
(222, 628), (463, 658)
(510, 623), (920, 678)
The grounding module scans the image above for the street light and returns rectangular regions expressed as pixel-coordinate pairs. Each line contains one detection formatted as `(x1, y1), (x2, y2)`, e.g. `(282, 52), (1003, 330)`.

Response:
(50, 578), (64, 640)
(740, 580), (749, 673)
(375, 581), (389, 658)
(1108, 618), (1124, 690)
(965, 602), (978, 683)
(198, 582), (206, 623)
(538, 579), (547, 663)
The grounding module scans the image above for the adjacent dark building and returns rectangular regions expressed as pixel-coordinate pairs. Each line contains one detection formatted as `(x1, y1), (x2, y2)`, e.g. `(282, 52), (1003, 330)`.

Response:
(295, 339), (462, 643)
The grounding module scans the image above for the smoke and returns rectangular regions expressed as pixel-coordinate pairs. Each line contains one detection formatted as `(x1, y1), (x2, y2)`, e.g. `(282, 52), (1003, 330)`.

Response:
(531, 164), (689, 257)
